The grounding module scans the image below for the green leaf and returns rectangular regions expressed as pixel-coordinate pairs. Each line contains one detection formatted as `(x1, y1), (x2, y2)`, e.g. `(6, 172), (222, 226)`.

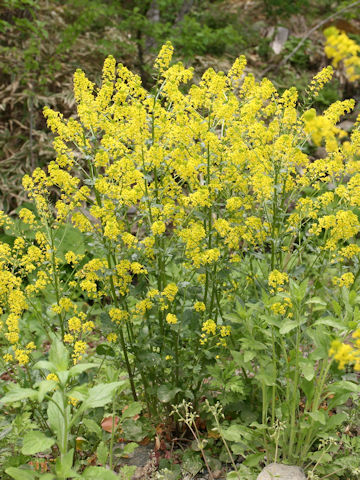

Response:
(331, 300), (342, 316)
(84, 382), (126, 409)
(157, 384), (181, 403)
(231, 350), (243, 365)
(82, 467), (118, 480)
(306, 297), (327, 306)
(325, 412), (347, 430)
(69, 363), (97, 377)
(67, 385), (88, 403)
(301, 378), (314, 403)
(96, 344), (115, 357)
(82, 418), (102, 438)
(47, 390), (66, 444)
(55, 224), (85, 258)
(243, 451), (264, 466)
(49, 338), (69, 371)
(227, 472), (241, 480)
(5, 468), (37, 480)
(119, 466), (137, 479)
(1, 386), (37, 404)
(299, 359), (315, 381)
(96, 441), (108, 465)
(314, 317), (345, 330)
(37, 380), (57, 402)
(33, 360), (55, 371)
(55, 449), (79, 478)
(309, 410), (327, 425)
(122, 442), (138, 457)
(121, 402), (142, 420)
(256, 363), (276, 386)
(328, 380), (360, 394)
(121, 418), (145, 442)
(244, 351), (256, 363)
(279, 319), (297, 335)
(291, 278), (308, 303)
(220, 424), (245, 442)
(21, 431), (55, 455)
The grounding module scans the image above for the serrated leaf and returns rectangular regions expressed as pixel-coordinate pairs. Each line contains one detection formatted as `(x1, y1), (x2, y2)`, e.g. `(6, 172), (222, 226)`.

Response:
(83, 382), (126, 409)
(279, 319), (297, 335)
(309, 410), (326, 425)
(5, 468), (37, 480)
(96, 441), (108, 465)
(82, 467), (119, 480)
(21, 431), (55, 455)
(121, 402), (142, 420)
(96, 344), (115, 357)
(157, 384), (180, 403)
(69, 363), (97, 377)
(49, 338), (69, 371)
(33, 360), (55, 371)
(122, 442), (138, 457)
(55, 449), (78, 478)
(48, 390), (67, 445)
(83, 418), (102, 437)
(299, 360), (315, 381)
(220, 424), (245, 442)
(37, 380), (57, 402)
(1, 386), (37, 404)
(243, 451), (264, 466)
(306, 297), (327, 306)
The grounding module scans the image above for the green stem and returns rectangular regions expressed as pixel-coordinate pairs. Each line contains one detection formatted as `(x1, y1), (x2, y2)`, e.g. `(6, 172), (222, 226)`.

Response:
(271, 328), (277, 426)
(288, 325), (300, 461)
(299, 359), (332, 459)
(109, 395), (116, 470)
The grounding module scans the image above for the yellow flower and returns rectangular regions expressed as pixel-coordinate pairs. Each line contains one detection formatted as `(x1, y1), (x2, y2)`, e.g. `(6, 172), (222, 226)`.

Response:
(202, 319), (217, 335)
(166, 313), (177, 325)
(107, 333), (118, 343)
(19, 208), (36, 225)
(47, 373), (59, 382)
(162, 283), (178, 302)
(309, 66), (333, 96)
(324, 27), (360, 82)
(154, 41), (174, 74)
(151, 221), (166, 236)
(68, 396), (79, 406)
(73, 340), (87, 364)
(332, 272), (355, 288)
(194, 301), (206, 312)
(64, 333), (74, 343)
(268, 270), (289, 293)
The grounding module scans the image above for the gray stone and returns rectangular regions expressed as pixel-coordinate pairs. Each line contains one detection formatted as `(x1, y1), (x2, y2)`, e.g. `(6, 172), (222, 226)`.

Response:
(270, 27), (289, 55)
(256, 463), (306, 480)
(337, 120), (354, 132)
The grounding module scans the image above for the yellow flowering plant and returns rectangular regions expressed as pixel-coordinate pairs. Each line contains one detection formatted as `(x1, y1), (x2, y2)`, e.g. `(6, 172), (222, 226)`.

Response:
(2, 43), (360, 477)
(324, 26), (360, 82)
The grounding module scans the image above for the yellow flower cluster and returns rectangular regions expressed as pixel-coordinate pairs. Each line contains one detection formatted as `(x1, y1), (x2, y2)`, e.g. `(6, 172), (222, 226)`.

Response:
(324, 27), (360, 82)
(166, 313), (178, 325)
(107, 333), (118, 343)
(7, 43), (360, 384)
(330, 329), (360, 370)
(200, 320), (231, 346)
(268, 270), (289, 293)
(309, 66), (334, 96)
(270, 297), (293, 317)
(332, 272), (355, 288)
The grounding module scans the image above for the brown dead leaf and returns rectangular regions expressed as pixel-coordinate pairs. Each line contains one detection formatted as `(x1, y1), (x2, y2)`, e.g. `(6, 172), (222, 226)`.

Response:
(101, 416), (120, 433)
